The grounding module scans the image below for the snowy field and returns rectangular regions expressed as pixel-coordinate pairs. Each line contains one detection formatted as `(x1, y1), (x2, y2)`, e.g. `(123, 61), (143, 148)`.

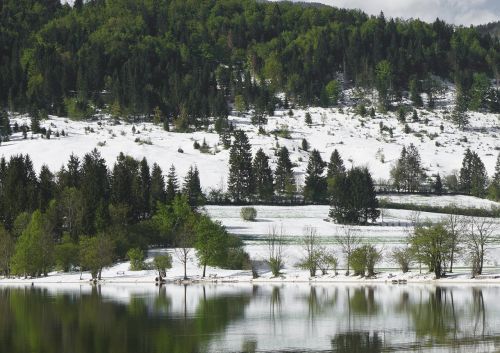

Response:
(5, 95), (500, 191)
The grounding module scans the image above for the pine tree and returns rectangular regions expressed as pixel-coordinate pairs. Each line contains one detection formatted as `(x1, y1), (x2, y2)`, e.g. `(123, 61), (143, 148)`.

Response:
(459, 149), (487, 197)
(151, 163), (166, 209)
(391, 144), (424, 192)
(304, 149), (327, 203)
(274, 146), (294, 196)
(252, 148), (274, 201)
(165, 165), (179, 204)
(228, 131), (254, 202)
(305, 112), (312, 125)
(433, 174), (443, 195)
(38, 165), (55, 212)
(329, 167), (380, 225)
(139, 158), (151, 218)
(452, 86), (469, 129)
(183, 166), (204, 207)
(409, 77), (423, 107)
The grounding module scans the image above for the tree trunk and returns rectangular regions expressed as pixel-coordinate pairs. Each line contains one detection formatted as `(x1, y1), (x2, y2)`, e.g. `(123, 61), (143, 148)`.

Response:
(202, 263), (206, 278)
(98, 269), (102, 280)
(183, 257), (187, 280)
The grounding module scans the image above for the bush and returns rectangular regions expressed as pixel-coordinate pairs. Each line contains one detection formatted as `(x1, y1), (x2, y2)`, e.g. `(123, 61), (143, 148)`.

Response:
(153, 253), (172, 280)
(240, 207), (257, 221)
(127, 248), (146, 271)
(391, 247), (412, 273)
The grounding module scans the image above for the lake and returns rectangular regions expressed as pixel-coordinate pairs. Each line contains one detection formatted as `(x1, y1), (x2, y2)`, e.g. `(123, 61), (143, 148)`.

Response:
(0, 283), (499, 353)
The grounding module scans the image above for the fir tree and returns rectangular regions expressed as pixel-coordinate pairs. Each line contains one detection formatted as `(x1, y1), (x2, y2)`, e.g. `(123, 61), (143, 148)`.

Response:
(329, 167), (380, 225)
(228, 131), (254, 202)
(459, 149), (487, 197)
(274, 146), (294, 196)
(183, 166), (204, 207)
(304, 149), (327, 203)
(433, 174), (443, 195)
(165, 165), (179, 204)
(38, 165), (55, 212)
(151, 163), (166, 209)
(252, 148), (274, 202)
(139, 158), (151, 218)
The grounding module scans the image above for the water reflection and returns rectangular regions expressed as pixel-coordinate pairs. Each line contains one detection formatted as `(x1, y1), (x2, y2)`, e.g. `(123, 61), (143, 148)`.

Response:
(0, 284), (500, 352)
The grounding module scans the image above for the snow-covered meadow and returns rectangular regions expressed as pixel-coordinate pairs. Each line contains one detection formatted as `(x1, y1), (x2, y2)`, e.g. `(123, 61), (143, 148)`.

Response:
(2, 90), (500, 284)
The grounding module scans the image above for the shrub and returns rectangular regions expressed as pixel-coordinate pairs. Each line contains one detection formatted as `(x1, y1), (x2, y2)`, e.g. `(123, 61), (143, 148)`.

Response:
(391, 247), (412, 273)
(240, 207), (257, 221)
(153, 253), (172, 280)
(127, 248), (146, 271)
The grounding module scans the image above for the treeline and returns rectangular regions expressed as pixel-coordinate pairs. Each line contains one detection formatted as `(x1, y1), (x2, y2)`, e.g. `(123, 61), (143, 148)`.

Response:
(226, 130), (380, 224)
(390, 143), (500, 200)
(1, 0), (499, 125)
(0, 150), (248, 279)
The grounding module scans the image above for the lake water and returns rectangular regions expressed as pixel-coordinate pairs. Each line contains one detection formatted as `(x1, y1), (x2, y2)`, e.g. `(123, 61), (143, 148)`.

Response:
(0, 283), (499, 353)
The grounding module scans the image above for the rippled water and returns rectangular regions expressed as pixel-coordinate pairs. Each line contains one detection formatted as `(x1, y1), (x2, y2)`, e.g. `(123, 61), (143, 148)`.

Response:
(0, 283), (499, 353)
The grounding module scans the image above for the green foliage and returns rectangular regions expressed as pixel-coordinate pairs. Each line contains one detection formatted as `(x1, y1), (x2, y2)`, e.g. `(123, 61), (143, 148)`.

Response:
(240, 207), (257, 221)
(252, 149), (274, 201)
(0, 226), (14, 277)
(325, 80), (341, 106)
(391, 247), (413, 273)
(305, 112), (312, 125)
(469, 73), (490, 111)
(349, 245), (381, 277)
(459, 149), (487, 197)
(410, 223), (452, 279)
(79, 235), (114, 280)
(329, 167), (380, 225)
(228, 131), (254, 202)
(304, 149), (327, 203)
(127, 248), (146, 271)
(64, 98), (94, 120)
(54, 234), (79, 272)
(11, 210), (53, 277)
(153, 253), (172, 280)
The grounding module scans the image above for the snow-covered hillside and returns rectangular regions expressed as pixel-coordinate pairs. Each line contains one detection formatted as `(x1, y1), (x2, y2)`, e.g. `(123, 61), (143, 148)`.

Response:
(5, 96), (500, 191)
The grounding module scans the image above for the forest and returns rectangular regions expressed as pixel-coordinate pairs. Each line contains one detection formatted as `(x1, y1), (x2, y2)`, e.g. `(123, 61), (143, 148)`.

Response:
(1, 0), (499, 125)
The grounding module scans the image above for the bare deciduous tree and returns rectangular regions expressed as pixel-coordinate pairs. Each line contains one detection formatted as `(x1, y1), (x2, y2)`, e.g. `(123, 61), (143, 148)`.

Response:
(464, 217), (497, 276)
(298, 226), (321, 277)
(443, 210), (466, 273)
(335, 226), (361, 275)
(267, 225), (286, 277)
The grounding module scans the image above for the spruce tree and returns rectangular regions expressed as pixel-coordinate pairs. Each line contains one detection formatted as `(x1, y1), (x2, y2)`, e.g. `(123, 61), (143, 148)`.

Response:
(252, 148), (274, 202)
(38, 165), (55, 212)
(433, 174), (443, 195)
(183, 166), (204, 207)
(165, 165), (179, 204)
(329, 167), (379, 225)
(327, 149), (346, 180)
(151, 163), (166, 209)
(228, 131), (254, 202)
(459, 149), (487, 197)
(304, 149), (327, 203)
(274, 146), (294, 196)
(139, 158), (151, 218)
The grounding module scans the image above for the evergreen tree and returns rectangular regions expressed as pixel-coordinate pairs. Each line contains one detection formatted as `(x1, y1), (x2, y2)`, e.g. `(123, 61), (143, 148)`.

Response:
(433, 174), (443, 195)
(391, 144), (424, 192)
(139, 158), (151, 218)
(165, 165), (179, 204)
(151, 163), (166, 209)
(80, 149), (110, 235)
(38, 165), (55, 212)
(459, 149), (487, 197)
(228, 131), (254, 202)
(183, 166), (204, 207)
(252, 149), (274, 202)
(452, 86), (469, 129)
(409, 77), (423, 107)
(327, 149), (347, 201)
(304, 149), (327, 203)
(274, 147), (295, 196)
(329, 167), (380, 225)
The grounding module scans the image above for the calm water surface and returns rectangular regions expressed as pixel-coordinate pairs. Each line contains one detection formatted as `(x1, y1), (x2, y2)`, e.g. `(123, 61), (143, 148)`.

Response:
(0, 283), (499, 353)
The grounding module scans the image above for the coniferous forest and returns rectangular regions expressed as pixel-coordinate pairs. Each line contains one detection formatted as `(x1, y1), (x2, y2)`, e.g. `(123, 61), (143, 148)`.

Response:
(1, 0), (500, 122)
(1, 0), (500, 279)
